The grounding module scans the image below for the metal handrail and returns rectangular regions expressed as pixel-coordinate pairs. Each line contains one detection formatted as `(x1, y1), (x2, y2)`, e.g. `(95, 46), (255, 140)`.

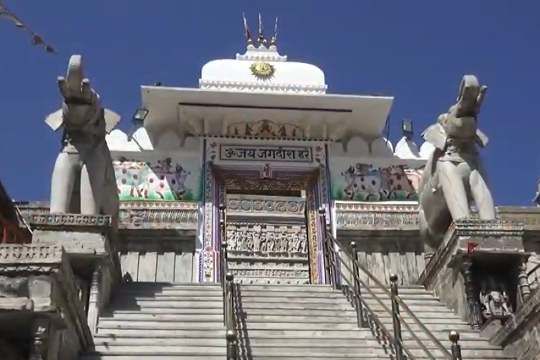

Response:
(219, 204), (237, 360)
(319, 210), (457, 359)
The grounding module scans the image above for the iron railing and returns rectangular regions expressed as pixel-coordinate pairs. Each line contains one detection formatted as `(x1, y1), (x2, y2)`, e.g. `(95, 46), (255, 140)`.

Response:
(219, 204), (237, 360)
(319, 209), (461, 360)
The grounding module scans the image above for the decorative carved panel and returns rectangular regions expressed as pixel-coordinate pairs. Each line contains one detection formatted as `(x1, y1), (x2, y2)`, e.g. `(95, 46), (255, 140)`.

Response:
(225, 194), (309, 284)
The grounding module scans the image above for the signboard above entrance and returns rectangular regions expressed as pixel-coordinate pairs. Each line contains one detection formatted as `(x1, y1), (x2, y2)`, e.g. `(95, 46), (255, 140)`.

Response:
(219, 144), (312, 162)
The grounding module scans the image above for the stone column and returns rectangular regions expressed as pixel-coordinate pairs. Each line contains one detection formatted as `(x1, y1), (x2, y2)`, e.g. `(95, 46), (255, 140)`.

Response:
(87, 266), (101, 335)
(517, 258), (531, 302)
(29, 318), (50, 360)
(461, 257), (482, 329)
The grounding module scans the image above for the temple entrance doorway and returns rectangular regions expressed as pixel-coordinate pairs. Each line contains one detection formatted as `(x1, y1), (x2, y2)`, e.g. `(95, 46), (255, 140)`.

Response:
(217, 169), (320, 284)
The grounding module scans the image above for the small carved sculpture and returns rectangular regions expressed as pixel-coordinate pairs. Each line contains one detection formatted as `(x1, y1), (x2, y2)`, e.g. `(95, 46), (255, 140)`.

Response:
(418, 75), (495, 249)
(45, 55), (120, 216)
(479, 280), (513, 321)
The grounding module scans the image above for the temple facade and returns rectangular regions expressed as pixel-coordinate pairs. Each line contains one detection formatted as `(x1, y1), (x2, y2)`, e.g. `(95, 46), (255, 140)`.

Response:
(3, 24), (540, 360)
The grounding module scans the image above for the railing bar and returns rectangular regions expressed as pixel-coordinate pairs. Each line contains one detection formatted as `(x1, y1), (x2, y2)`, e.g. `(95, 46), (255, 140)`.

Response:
(341, 273), (418, 360)
(395, 311), (438, 360)
(395, 295), (452, 359)
(332, 236), (452, 359)
(336, 253), (396, 314)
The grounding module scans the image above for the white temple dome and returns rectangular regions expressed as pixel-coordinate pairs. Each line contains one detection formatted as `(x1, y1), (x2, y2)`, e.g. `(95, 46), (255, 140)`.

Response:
(199, 45), (327, 95)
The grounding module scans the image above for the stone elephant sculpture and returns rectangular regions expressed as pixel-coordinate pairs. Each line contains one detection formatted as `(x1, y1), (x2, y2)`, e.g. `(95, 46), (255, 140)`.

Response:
(45, 55), (119, 216)
(418, 75), (495, 250)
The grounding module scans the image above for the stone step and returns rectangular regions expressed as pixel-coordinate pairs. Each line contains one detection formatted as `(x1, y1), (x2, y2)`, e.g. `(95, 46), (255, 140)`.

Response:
(81, 355), (225, 360)
(235, 345), (509, 358)
(235, 336), (502, 350)
(112, 295), (223, 301)
(235, 346), (381, 357)
(233, 308), (356, 317)
(113, 290), (224, 297)
(97, 320), (226, 330)
(91, 346), (226, 356)
(237, 314), (357, 324)
(111, 308), (224, 315)
(108, 300), (223, 308)
(94, 336), (226, 347)
(97, 328), (225, 338)
(120, 282), (221, 288)
(103, 313), (224, 322)
(237, 292), (437, 302)
(240, 329), (487, 340)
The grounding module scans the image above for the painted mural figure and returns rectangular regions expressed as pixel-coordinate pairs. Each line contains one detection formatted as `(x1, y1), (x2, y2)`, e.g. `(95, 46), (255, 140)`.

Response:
(341, 164), (416, 201)
(418, 75), (495, 249)
(115, 158), (193, 201)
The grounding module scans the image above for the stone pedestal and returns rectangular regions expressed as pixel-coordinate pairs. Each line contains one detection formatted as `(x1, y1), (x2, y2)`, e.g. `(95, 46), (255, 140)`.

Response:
(0, 245), (94, 359)
(27, 213), (121, 336)
(419, 219), (529, 329)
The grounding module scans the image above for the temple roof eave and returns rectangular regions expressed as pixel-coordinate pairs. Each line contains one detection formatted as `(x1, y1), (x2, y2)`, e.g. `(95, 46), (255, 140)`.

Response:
(140, 85), (393, 143)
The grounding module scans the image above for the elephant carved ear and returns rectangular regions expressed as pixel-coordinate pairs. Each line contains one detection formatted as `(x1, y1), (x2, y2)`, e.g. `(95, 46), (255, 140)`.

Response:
(44, 109), (64, 131)
(475, 129), (489, 147)
(422, 123), (447, 151)
(104, 109), (121, 133)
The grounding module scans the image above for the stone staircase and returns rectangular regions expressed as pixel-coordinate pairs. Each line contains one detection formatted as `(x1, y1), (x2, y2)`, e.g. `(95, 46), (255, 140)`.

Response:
(79, 282), (514, 359)
(80, 283), (226, 360)
(364, 284), (513, 359)
(235, 284), (388, 359)
(234, 284), (513, 359)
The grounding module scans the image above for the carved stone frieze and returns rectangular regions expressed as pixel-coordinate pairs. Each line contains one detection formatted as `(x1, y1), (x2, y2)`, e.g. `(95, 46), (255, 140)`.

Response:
(226, 222), (309, 284)
(0, 245), (63, 264)
(335, 201), (419, 230)
(17, 201), (198, 230)
(227, 194), (305, 217)
(29, 214), (112, 228)
(226, 223), (308, 254)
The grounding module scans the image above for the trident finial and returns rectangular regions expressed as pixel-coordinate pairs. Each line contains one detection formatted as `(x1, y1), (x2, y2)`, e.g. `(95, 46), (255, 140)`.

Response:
(270, 17), (278, 46)
(257, 13), (267, 47)
(242, 12), (253, 46)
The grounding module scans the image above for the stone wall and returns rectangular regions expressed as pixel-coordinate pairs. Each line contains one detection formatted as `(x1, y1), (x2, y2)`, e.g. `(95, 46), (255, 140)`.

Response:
(492, 289), (540, 359)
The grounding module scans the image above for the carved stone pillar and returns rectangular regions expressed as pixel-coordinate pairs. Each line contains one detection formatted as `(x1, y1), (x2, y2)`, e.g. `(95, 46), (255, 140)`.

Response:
(29, 318), (50, 360)
(517, 258), (531, 302)
(87, 266), (101, 335)
(461, 257), (482, 329)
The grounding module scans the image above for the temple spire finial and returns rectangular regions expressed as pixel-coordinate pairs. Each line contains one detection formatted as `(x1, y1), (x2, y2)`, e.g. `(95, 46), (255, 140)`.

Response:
(257, 13), (267, 47)
(242, 12), (254, 46)
(270, 17), (278, 47)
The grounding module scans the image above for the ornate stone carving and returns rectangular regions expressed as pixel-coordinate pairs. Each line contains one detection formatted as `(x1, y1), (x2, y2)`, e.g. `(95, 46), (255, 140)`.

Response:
(29, 213), (112, 228)
(225, 120), (306, 138)
(227, 224), (308, 254)
(46, 55), (119, 216)
(418, 75), (495, 249)
(226, 222), (309, 284)
(0, 245), (62, 263)
(227, 195), (305, 216)
(17, 202), (198, 230)
(118, 202), (198, 229)
(335, 201), (418, 230)
(479, 280), (513, 321)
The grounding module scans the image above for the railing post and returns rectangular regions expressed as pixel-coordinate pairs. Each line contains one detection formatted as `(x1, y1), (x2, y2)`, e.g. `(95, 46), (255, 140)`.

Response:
(219, 203), (227, 283)
(319, 207), (333, 286)
(225, 272), (237, 360)
(350, 241), (366, 327)
(449, 331), (462, 360)
(390, 274), (404, 360)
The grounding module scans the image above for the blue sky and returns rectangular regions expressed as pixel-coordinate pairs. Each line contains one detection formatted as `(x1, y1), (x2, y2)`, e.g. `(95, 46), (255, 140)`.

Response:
(0, 1), (538, 205)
